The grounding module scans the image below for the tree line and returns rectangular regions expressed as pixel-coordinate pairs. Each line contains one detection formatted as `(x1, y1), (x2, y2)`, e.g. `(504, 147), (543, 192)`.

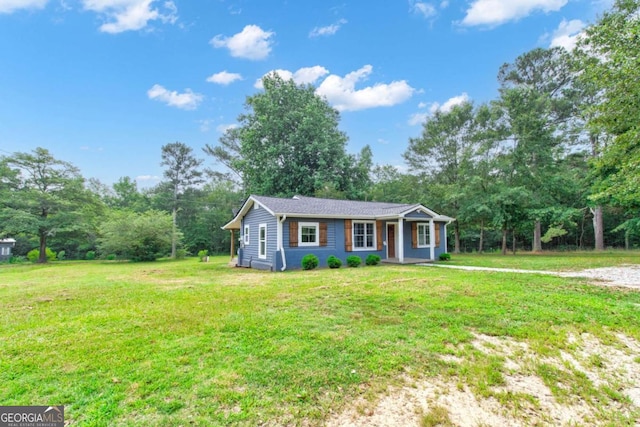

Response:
(1, 0), (638, 262)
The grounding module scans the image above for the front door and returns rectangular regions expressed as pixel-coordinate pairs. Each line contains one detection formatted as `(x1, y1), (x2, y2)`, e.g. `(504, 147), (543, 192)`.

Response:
(387, 224), (396, 258)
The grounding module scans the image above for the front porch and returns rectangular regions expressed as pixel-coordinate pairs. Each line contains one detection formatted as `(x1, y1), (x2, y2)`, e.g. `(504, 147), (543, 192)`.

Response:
(382, 257), (433, 265)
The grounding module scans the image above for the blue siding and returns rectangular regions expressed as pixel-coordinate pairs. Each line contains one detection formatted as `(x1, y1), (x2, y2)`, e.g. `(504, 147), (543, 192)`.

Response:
(402, 222), (431, 259)
(405, 210), (432, 219)
(434, 221), (447, 257)
(0, 243), (13, 261)
(240, 204), (278, 270)
(283, 218), (384, 270)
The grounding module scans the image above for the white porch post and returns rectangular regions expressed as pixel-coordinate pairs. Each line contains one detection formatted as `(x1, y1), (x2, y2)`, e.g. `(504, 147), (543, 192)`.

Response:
(429, 219), (435, 260)
(444, 223), (448, 253)
(398, 219), (404, 263)
(276, 215), (282, 252)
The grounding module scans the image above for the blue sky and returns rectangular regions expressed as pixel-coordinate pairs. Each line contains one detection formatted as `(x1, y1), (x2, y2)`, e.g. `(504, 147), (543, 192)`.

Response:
(0, 0), (611, 188)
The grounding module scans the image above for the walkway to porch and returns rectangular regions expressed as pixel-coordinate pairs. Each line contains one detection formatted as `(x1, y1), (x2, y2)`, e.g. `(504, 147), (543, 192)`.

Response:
(382, 257), (433, 265)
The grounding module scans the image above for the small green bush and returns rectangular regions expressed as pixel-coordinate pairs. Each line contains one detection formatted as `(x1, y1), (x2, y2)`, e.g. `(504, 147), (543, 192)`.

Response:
(301, 254), (319, 270)
(27, 248), (57, 262)
(197, 249), (209, 259)
(439, 252), (451, 261)
(56, 250), (65, 261)
(86, 250), (96, 260)
(175, 249), (188, 259)
(346, 255), (361, 268)
(327, 255), (342, 269)
(365, 254), (381, 266)
(106, 254), (116, 261)
(9, 255), (27, 264)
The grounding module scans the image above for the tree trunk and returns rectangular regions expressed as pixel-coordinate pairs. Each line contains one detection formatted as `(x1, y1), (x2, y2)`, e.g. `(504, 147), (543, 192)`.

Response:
(38, 232), (47, 263)
(533, 220), (542, 252)
(478, 220), (484, 253)
(512, 231), (517, 254)
(591, 206), (604, 251)
(501, 228), (508, 255)
(171, 206), (177, 258)
(625, 230), (630, 250)
(453, 222), (461, 254)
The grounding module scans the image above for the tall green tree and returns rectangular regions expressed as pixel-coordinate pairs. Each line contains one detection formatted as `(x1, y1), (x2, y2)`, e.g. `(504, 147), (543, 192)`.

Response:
(204, 73), (363, 198)
(404, 102), (480, 253)
(577, 0), (640, 214)
(0, 148), (93, 263)
(160, 142), (204, 258)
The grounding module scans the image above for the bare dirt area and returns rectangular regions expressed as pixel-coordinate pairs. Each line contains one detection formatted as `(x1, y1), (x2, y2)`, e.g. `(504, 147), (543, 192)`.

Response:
(326, 333), (640, 427)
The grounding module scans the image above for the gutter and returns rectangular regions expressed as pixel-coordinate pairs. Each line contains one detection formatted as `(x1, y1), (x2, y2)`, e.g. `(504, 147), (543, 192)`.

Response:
(279, 214), (287, 271)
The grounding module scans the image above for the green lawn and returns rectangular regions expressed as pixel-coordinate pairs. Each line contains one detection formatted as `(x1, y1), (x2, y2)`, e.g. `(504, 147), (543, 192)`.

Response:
(444, 249), (640, 271)
(1, 255), (639, 425)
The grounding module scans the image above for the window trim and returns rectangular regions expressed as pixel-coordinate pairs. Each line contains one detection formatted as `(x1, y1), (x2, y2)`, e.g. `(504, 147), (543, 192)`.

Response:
(298, 222), (320, 247)
(258, 223), (267, 259)
(352, 220), (376, 251)
(417, 222), (430, 248)
(244, 225), (250, 245)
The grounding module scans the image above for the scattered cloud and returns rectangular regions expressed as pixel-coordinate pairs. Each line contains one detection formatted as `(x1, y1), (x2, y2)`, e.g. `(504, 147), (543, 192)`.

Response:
(316, 65), (414, 112)
(81, 0), (178, 34)
(255, 66), (329, 89)
(377, 138), (389, 145)
(210, 24), (274, 60)
(410, 1), (437, 18)
(147, 84), (203, 110)
(206, 70), (243, 85)
(309, 18), (347, 37)
(408, 93), (470, 125)
(216, 123), (238, 133)
(549, 19), (585, 50)
(461, 0), (567, 27)
(0, 0), (48, 13)
(136, 175), (161, 181)
(430, 92), (470, 113)
(440, 0), (449, 7)
(198, 119), (213, 132)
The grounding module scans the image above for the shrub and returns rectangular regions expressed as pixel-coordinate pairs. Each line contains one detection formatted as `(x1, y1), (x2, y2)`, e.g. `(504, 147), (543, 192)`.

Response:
(56, 250), (65, 261)
(346, 255), (361, 268)
(197, 249), (209, 259)
(301, 254), (319, 270)
(175, 249), (188, 259)
(27, 248), (57, 262)
(106, 254), (116, 260)
(85, 250), (96, 260)
(327, 255), (342, 269)
(9, 256), (27, 264)
(365, 254), (381, 266)
(439, 252), (451, 261)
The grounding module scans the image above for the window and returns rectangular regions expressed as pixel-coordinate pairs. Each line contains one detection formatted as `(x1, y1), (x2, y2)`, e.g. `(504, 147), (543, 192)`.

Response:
(0, 247), (8, 256)
(244, 225), (250, 245)
(353, 221), (375, 250)
(418, 223), (430, 247)
(298, 222), (319, 247)
(259, 224), (267, 259)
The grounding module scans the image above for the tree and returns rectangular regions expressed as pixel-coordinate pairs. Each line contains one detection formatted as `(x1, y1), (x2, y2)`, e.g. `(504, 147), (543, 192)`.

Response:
(204, 73), (360, 198)
(160, 142), (204, 258)
(404, 102), (480, 253)
(577, 0), (640, 218)
(0, 148), (92, 263)
(98, 210), (178, 262)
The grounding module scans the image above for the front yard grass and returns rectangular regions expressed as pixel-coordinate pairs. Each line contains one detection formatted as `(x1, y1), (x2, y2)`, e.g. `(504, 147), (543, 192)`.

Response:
(443, 249), (640, 271)
(1, 255), (639, 425)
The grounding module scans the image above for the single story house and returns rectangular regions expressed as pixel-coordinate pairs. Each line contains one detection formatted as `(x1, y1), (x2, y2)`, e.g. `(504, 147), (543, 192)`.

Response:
(0, 238), (16, 261)
(222, 195), (455, 271)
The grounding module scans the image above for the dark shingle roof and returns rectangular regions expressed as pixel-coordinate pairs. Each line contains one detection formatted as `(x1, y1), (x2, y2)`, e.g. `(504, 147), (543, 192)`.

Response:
(253, 195), (421, 216)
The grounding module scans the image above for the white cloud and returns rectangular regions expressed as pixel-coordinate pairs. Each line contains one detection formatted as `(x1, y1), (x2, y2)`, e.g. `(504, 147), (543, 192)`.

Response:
(408, 93), (470, 125)
(147, 84), (203, 110)
(410, 1), (436, 18)
(316, 65), (414, 112)
(461, 0), (567, 27)
(136, 175), (161, 181)
(81, 0), (177, 33)
(254, 66), (329, 89)
(210, 24), (274, 60)
(0, 0), (47, 13)
(206, 70), (242, 85)
(430, 92), (470, 114)
(549, 19), (585, 50)
(309, 18), (347, 37)
(216, 123), (238, 133)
